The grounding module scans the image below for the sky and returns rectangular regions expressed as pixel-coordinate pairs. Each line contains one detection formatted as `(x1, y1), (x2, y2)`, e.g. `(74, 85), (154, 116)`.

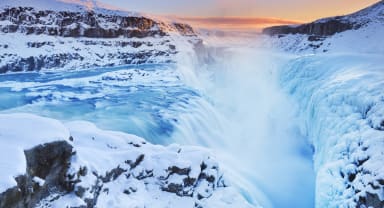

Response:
(98, 0), (380, 29)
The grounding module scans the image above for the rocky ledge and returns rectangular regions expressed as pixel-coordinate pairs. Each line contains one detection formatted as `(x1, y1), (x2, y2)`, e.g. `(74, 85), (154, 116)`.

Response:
(260, 1), (384, 53)
(262, 18), (355, 37)
(0, 6), (195, 38)
(262, 1), (384, 37)
(0, 5), (199, 73)
(0, 141), (73, 208)
(0, 114), (253, 208)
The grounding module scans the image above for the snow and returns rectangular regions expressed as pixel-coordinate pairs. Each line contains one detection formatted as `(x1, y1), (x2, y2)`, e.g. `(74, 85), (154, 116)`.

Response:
(315, 1), (384, 24)
(0, 113), (254, 207)
(33, 176), (45, 186)
(0, 0), (202, 73)
(0, 113), (70, 193)
(36, 193), (86, 208)
(280, 53), (384, 207)
(171, 43), (316, 208)
(0, 62), (205, 146)
(262, 5), (384, 206)
(183, 3), (384, 206)
(0, 0), (140, 17)
(0, 33), (177, 71)
(261, 20), (384, 54)
(65, 120), (254, 207)
(0, 0), (383, 207)
(260, 1), (384, 55)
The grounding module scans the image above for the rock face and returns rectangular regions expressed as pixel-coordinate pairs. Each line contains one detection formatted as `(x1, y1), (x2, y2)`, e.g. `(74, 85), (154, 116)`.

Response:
(281, 54), (384, 208)
(262, 2), (384, 207)
(262, 0), (384, 36)
(0, 7), (166, 38)
(0, 5), (199, 73)
(0, 139), (242, 208)
(0, 141), (74, 208)
(0, 116), (254, 208)
(261, 1), (384, 53)
(0, 49), (174, 73)
(262, 19), (355, 36)
(66, 153), (226, 208)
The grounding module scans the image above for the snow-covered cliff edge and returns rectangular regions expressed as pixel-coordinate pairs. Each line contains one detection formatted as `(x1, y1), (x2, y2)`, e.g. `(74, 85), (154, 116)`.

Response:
(262, 1), (384, 54)
(0, 0), (198, 73)
(263, 1), (384, 207)
(0, 114), (253, 208)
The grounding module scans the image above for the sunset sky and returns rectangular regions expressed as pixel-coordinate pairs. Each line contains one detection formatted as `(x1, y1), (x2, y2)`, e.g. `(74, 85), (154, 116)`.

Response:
(98, 0), (380, 29)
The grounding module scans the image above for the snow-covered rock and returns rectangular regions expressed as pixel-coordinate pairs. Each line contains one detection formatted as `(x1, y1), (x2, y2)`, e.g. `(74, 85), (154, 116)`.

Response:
(0, 113), (253, 208)
(0, 0), (198, 73)
(261, 1), (384, 54)
(261, 2), (384, 207)
(263, 1), (384, 37)
(280, 54), (384, 208)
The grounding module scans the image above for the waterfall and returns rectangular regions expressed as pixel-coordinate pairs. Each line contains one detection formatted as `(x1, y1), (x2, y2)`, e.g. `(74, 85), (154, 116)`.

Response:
(171, 35), (316, 208)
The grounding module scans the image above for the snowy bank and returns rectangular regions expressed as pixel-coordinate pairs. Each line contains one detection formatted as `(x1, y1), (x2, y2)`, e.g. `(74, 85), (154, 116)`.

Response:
(281, 54), (384, 208)
(0, 113), (254, 208)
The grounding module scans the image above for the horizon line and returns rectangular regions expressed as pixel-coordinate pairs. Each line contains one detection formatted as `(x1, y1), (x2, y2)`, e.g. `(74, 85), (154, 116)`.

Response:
(173, 16), (303, 30)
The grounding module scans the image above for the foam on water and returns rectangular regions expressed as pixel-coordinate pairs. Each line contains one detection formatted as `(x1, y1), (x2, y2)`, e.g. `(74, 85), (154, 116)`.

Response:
(0, 64), (201, 144)
(0, 44), (316, 207)
(170, 43), (316, 207)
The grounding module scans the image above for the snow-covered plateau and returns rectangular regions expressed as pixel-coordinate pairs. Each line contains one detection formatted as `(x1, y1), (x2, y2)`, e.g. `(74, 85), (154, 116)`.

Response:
(0, 0), (198, 73)
(0, 0), (383, 208)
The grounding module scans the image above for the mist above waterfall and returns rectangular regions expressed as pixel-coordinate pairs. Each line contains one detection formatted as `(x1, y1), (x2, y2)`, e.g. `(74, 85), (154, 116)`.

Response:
(171, 33), (316, 208)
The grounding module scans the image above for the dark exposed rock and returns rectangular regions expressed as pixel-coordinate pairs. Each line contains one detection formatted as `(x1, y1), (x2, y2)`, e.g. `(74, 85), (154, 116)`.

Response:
(100, 166), (126, 183)
(0, 49), (176, 73)
(0, 53), (84, 73)
(0, 141), (73, 208)
(157, 163), (223, 198)
(307, 35), (326, 42)
(200, 162), (207, 171)
(0, 7), (167, 38)
(75, 186), (87, 198)
(0, 135), (229, 207)
(135, 169), (154, 180)
(161, 183), (184, 196)
(168, 166), (191, 176)
(375, 120), (384, 131)
(0, 6), (198, 73)
(125, 154), (145, 169)
(172, 23), (196, 36)
(27, 41), (54, 48)
(348, 173), (356, 182)
(357, 192), (384, 208)
(262, 1), (384, 36)
(262, 19), (355, 36)
(83, 179), (103, 208)
(183, 177), (197, 186)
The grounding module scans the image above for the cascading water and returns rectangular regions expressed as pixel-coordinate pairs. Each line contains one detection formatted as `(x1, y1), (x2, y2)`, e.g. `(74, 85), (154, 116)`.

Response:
(0, 32), (317, 207)
(170, 36), (316, 208)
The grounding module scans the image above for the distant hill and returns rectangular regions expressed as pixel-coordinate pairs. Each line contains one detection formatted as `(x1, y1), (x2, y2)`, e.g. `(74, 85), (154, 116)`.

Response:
(263, 1), (384, 36)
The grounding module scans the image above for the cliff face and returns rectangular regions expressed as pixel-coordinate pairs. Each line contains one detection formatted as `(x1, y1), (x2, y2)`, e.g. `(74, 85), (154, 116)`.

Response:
(0, 141), (73, 208)
(262, 1), (384, 36)
(262, 19), (355, 36)
(0, 5), (199, 73)
(0, 7), (165, 38)
(0, 114), (254, 208)
(262, 1), (384, 207)
(0, 139), (228, 208)
(261, 1), (384, 53)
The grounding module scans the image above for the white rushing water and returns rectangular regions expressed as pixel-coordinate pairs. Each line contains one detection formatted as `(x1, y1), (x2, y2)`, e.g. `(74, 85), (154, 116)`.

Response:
(0, 35), (316, 207)
(170, 36), (316, 207)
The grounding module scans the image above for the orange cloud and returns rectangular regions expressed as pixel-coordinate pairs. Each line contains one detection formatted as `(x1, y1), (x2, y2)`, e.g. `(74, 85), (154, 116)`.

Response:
(176, 16), (302, 31)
